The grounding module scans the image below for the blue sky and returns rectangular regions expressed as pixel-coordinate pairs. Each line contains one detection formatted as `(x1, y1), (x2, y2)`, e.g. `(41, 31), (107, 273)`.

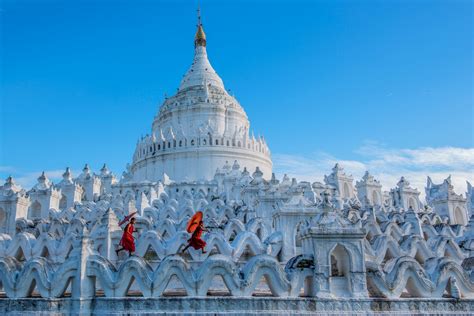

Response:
(0, 0), (473, 194)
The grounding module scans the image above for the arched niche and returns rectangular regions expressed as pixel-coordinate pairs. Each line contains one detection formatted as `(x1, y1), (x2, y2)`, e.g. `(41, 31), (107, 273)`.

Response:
(408, 197), (417, 210)
(372, 190), (381, 205)
(343, 183), (351, 199)
(294, 222), (305, 249)
(329, 244), (352, 297)
(454, 206), (467, 225)
(29, 201), (42, 219)
(59, 194), (68, 210)
(0, 207), (5, 227)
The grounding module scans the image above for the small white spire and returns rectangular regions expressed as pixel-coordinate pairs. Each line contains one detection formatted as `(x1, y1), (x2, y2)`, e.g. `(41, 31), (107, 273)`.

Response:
(179, 6), (225, 91)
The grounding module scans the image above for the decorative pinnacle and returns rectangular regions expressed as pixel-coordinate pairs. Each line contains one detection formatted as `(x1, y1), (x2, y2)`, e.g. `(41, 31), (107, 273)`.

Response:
(101, 163), (110, 176)
(63, 167), (72, 179)
(6, 175), (14, 185)
(194, 5), (206, 47)
(83, 164), (91, 174)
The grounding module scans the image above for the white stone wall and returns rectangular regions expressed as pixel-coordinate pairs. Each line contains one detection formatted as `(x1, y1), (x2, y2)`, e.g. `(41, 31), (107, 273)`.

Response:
(1, 162), (473, 304)
(131, 147), (272, 182)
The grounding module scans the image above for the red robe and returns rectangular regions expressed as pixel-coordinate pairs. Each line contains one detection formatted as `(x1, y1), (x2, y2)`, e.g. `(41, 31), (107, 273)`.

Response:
(188, 226), (206, 250)
(119, 223), (135, 252)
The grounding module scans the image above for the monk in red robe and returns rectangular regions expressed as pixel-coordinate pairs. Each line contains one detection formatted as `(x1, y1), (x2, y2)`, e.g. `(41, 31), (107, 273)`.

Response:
(182, 220), (208, 254)
(116, 217), (137, 257)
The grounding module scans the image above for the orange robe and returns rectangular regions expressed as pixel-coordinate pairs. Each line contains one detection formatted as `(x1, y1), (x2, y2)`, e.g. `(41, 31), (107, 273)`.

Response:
(119, 223), (135, 252)
(188, 226), (206, 250)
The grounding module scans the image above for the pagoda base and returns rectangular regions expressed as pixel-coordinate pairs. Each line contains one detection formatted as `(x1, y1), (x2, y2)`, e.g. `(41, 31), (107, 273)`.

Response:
(1, 297), (473, 315)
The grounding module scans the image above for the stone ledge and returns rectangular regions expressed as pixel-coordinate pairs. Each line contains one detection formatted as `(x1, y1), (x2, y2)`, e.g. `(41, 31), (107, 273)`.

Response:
(1, 297), (474, 315)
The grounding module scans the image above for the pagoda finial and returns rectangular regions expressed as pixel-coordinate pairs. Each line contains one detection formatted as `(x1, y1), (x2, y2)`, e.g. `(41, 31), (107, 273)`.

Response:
(197, 3), (202, 26)
(194, 4), (206, 47)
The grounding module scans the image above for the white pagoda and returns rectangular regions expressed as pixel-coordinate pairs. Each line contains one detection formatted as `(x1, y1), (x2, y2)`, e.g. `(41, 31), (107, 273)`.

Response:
(130, 14), (271, 183)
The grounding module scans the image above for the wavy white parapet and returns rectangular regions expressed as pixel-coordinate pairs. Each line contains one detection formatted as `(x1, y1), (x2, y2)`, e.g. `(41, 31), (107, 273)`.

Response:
(133, 230), (282, 261)
(367, 256), (474, 298)
(0, 254), (299, 298)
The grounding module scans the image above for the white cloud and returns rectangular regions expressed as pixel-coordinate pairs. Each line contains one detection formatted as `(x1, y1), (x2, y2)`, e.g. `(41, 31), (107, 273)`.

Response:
(273, 144), (474, 199)
(357, 144), (474, 169)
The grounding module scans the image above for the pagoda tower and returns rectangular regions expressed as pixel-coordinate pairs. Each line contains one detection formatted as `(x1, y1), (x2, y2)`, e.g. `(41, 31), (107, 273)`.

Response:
(129, 10), (272, 182)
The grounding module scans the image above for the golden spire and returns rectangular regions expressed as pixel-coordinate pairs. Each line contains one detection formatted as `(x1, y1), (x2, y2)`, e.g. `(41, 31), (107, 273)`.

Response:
(194, 5), (206, 47)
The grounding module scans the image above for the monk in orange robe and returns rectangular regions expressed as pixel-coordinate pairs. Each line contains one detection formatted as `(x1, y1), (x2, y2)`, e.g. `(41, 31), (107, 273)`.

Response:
(116, 217), (137, 257)
(182, 220), (208, 254)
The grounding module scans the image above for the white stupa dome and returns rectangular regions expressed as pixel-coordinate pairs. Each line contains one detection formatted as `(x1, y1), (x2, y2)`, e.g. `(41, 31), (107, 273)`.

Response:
(129, 16), (272, 183)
